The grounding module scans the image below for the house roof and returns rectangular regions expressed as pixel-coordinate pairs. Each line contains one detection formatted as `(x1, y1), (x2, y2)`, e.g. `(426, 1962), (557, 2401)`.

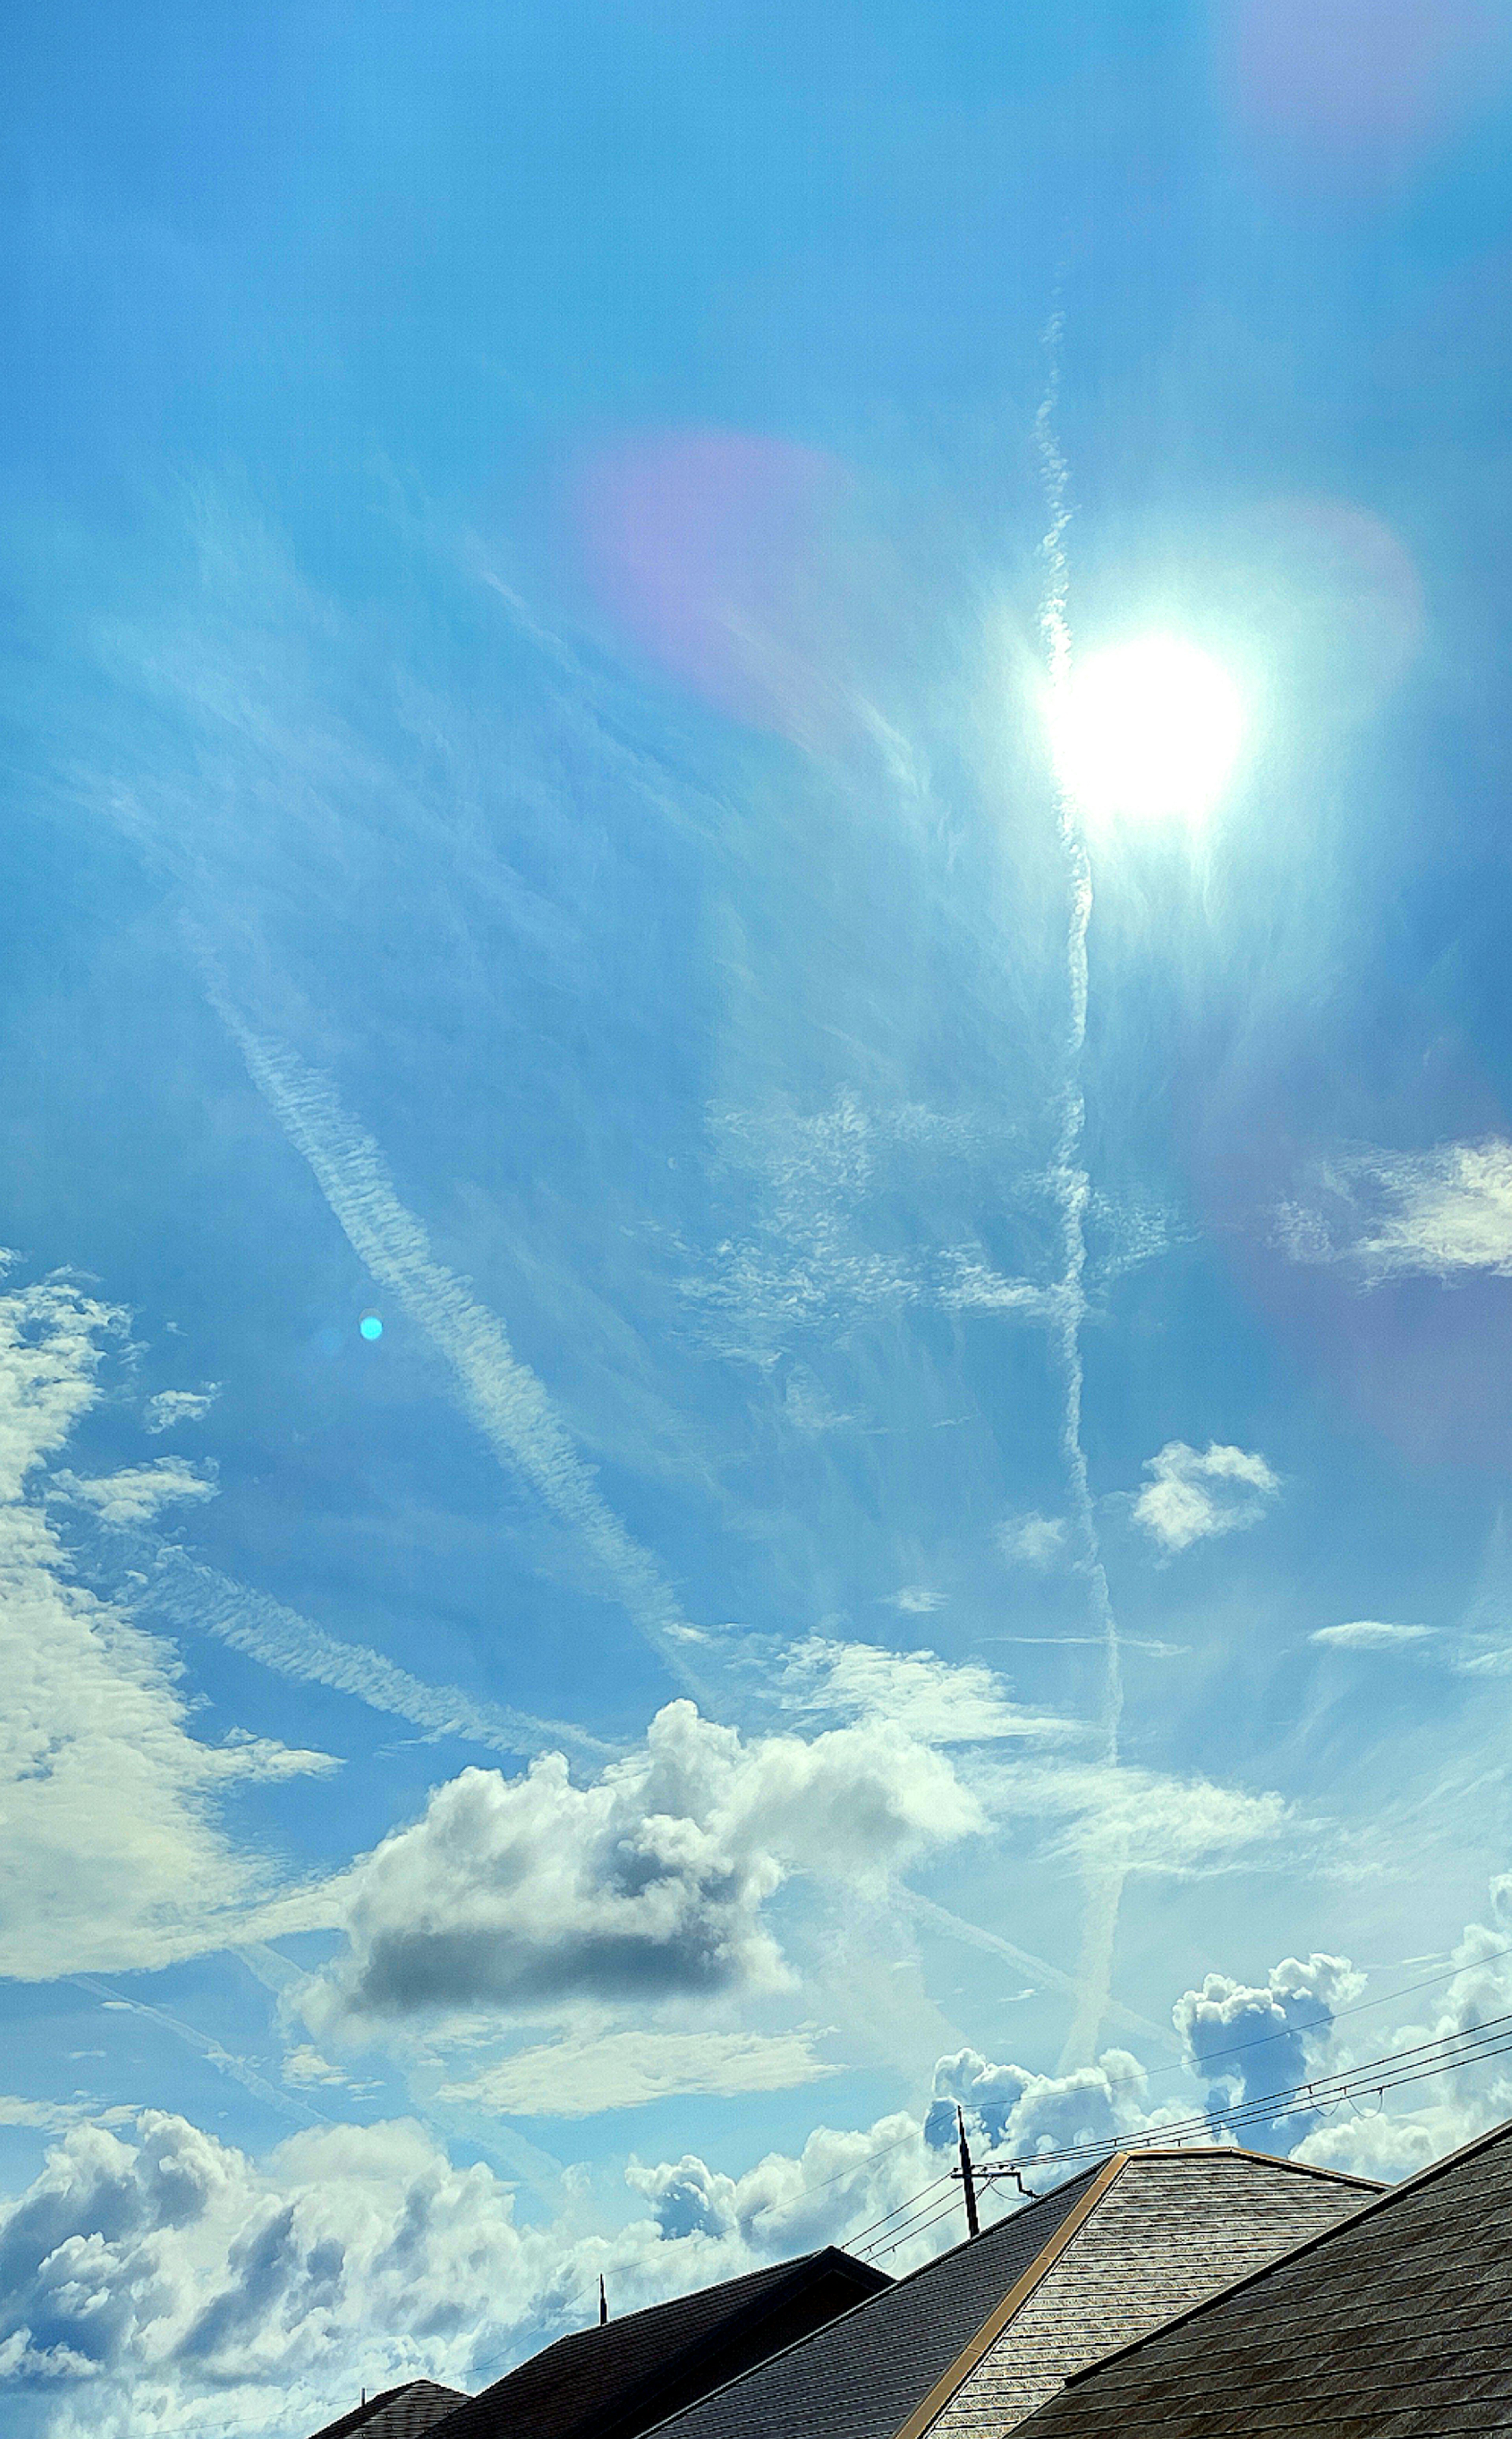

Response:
(308, 2379), (470, 2439)
(427, 2246), (888, 2439)
(1012, 2114), (1512, 2437)
(637, 2146), (1379, 2439)
(915, 2146), (1378, 2439)
(637, 2160), (1102, 2439)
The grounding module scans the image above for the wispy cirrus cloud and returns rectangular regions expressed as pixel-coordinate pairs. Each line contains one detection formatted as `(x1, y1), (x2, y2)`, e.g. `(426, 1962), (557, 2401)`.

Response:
(126, 1540), (608, 1764)
(56, 1456), (217, 1526)
(1310, 1620), (1434, 1650)
(776, 1635), (1071, 1746)
(439, 2027), (838, 2117)
(1276, 1137), (1512, 1285)
(1133, 1439), (1281, 1555)
(211, 997), (709, 1688)
(0, 1264), (332, 1980)
(143, 1385), (220, 1434)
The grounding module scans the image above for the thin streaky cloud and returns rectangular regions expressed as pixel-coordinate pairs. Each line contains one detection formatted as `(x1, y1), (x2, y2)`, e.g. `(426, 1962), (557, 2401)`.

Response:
(904, 1892), (1176, 2052)
(208, 985), (706, 1690)
(70, 1976), (330, 2130)
(1310, 1621), (1435, 1650)
(1037, 310), (1127, 2069)
(137, 1542), (609, 1762)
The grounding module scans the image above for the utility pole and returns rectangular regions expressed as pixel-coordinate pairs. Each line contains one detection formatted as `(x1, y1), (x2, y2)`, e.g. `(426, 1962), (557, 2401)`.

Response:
(956, 2106), (980, 2240)
(599, 2274), (609, 2326)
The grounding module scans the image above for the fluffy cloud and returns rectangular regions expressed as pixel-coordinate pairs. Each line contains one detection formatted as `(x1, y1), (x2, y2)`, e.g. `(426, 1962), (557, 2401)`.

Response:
(439, 2029), (838, 2118)
(1310, 1620), (1434, 1650)
(142, 1390), (220, 1436)
(1296, 1885), (1512, 2183)
(0, 1264), (330, 1980)
(928, 2046), (1155, 2164)
(1277, 1138), (1512, 1284)
(1174, 1953), (1364, 2148)
(1132, 1440), (1280, 1555)
(0, 2111), (554, 2437)
(11, 1888), (1512, 2432)
(304, 1698), (982, 2038)
(55, 1461), (217, 1527)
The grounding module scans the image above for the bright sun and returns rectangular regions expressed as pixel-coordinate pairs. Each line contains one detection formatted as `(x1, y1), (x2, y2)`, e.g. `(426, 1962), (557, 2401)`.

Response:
(1050, 636), (1244, 825)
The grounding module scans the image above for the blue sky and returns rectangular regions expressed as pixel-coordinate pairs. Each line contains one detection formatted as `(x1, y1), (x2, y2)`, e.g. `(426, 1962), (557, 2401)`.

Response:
(6, 2), (1512, 2431)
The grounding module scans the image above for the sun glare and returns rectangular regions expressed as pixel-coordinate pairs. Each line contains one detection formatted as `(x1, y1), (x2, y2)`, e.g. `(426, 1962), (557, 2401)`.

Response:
(1051, 636), (1244, 825)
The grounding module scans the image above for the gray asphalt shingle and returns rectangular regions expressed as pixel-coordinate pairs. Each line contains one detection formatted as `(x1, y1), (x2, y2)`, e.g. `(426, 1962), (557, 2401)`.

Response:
(1013, 2115), (1512, 2438)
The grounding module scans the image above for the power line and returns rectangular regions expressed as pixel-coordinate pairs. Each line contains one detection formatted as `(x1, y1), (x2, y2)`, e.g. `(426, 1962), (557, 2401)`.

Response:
(860, 2190), (968, 2261)
(844, 2171), (954, 2250)
(974, 2006), (1512, 2178)
(749, 2122), (922, 2222)
(853, 2181), (963, 2259)
(1087, 1937), (1512, 2103)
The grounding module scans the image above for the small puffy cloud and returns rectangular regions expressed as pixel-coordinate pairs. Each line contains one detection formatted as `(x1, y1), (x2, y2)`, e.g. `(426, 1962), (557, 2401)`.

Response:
(1297, 1883), (1512, 2183)
(143, 1387), (220, 1435)
(777, 1636), (1069, 1745)
(57, 1458), (218, 1526)
(997, 1512), (1069, 1570)
(439, 2028), (838, 2118)
(1310, 1620), (1434, 1650)
(304, 1698), (981, 2038)
(929, 2045), (1152, 2162)
(1133, 1440), (1280, 1555)
(1174, 1953), (1364, 2147)
(1277, 1138), (1512, 1286)
(888, 1585), (945, 1615)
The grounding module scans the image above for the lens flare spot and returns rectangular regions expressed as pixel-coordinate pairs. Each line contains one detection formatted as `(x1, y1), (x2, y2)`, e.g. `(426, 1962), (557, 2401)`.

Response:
(1051, 637), (1245, 826)
(358, 1313), (384, 1342)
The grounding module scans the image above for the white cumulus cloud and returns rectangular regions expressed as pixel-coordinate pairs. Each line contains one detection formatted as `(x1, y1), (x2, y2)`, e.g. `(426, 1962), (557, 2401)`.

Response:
(1133, 1440), (1280, 1555)
(303, 1697), (982, 2040)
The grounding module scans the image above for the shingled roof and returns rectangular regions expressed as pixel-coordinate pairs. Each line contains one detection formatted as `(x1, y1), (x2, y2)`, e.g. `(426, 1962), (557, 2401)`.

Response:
(426, 2246), (888, 2439)
(636, 2145), (1378, 2439)
(636, 2162), (1101, 2439)
(309, 2379), (470, 2439)
(1012, 2114), (1512, 2437)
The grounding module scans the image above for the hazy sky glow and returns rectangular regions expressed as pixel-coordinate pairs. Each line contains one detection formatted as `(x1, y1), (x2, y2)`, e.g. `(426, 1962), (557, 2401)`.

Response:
(5, 3), (1512, 2433)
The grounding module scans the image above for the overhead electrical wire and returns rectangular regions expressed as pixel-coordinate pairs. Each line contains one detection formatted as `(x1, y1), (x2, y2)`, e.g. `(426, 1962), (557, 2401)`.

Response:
(1079, 1936), (1512, 2102)
(838, 2003), (1512, 2261)
(974, 2006), (1512, 2178)
(752, 1942), (1512, 2236)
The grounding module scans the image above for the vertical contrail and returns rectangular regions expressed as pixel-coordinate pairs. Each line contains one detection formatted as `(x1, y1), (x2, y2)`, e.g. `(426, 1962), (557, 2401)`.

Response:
(1036, 316), (1128, 2068)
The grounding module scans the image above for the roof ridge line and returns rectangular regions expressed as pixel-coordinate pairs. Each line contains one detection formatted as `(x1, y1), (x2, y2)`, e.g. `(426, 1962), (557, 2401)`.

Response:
(886, 2153), (1131, 2439)
(1118, 2143), (1382, 2189)
(1061, 2109), (1512, 2390)
(636, 2161), (1104, 2439)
